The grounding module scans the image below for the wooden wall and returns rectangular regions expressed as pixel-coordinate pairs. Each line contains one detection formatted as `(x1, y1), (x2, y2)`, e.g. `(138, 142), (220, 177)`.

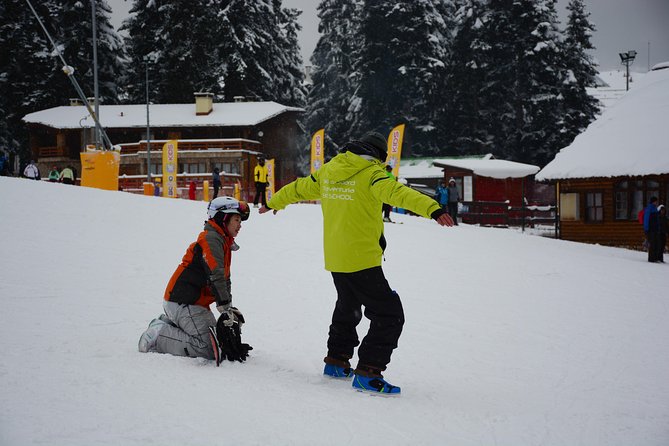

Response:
(558, 177), (668, 250)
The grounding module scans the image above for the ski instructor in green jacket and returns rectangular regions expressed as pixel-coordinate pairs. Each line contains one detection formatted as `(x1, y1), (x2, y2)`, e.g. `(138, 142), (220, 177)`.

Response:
(260, 131), (453, 395)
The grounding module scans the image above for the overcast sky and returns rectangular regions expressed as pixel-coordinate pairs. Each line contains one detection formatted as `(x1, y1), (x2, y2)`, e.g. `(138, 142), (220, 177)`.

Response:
(108, 0), (668, 72)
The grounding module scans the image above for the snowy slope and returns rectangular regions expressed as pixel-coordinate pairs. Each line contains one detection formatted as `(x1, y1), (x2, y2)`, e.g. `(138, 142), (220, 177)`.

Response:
(1, 177), (668, 446)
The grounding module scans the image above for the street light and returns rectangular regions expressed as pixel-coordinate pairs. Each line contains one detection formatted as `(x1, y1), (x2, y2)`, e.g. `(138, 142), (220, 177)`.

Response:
(619, 50), (637, 91)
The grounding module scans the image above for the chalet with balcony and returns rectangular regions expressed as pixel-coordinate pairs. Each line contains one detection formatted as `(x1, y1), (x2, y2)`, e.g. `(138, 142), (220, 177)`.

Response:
(22, 94), (304, 199)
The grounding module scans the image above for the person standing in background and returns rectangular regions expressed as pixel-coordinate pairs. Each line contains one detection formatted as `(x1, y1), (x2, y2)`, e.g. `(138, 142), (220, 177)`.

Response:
(212, 167), (221, 199)
(48, 166), (60, 182)
(382, 165), (396, 222)
(23, 160), (40, 180)
(253, 156), (269, 208)
(59, 165), (75, 185)
(447, 178), (460, 225)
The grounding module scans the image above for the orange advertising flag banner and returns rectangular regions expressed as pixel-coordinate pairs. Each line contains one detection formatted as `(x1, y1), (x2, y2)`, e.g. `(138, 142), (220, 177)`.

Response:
(310, 129), (325, 174)
(162, 140), (178, 198)
(266, 159), (276, 202)
(80, 150), (120, 191)
(386, 124), (405, 178)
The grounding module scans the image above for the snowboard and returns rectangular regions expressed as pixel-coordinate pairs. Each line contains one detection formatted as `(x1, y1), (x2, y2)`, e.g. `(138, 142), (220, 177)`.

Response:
(208, 326), (221, 367)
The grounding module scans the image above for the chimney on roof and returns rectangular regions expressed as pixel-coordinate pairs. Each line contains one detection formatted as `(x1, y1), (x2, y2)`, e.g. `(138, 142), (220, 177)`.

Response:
(233, 96), (246, 103)
(69, 98), (83, 106)
(195, 92), (214, 115)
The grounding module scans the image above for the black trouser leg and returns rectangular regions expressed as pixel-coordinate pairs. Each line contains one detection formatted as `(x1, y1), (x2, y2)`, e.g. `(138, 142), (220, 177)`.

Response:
(448, 202), (458, 224)
(253, 182), (266, 205)
(329, 267), (404, 371)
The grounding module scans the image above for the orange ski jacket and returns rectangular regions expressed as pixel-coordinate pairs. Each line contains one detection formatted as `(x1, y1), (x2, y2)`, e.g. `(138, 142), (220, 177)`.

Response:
(163, 220), (235, 308)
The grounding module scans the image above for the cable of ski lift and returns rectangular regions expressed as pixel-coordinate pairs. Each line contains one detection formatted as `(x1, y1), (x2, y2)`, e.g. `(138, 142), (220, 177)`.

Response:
(23, 0), (115, 151)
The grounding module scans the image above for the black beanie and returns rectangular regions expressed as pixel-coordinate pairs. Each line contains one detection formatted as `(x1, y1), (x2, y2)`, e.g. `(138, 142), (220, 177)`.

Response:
(340, 131), (388, 161)
(360, 131), (387, 161)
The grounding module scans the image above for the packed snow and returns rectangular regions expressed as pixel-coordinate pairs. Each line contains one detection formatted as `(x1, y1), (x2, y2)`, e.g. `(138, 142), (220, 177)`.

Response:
(1, 177), (668, 446)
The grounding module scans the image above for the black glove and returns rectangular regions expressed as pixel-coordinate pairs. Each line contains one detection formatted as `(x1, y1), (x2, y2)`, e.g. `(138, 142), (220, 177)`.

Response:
(215, 312), (252, 363)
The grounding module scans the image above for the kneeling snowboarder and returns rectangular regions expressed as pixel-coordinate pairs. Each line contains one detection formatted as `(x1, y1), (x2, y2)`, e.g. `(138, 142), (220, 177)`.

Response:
(138, 196), (252, 364)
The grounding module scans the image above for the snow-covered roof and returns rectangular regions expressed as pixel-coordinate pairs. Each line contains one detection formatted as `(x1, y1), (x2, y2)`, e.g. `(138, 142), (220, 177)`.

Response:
(433, 154), (540, 179)
(537, 63), (669, 181)
(397, 158), (444, 179)
(22, 101), (304, 129)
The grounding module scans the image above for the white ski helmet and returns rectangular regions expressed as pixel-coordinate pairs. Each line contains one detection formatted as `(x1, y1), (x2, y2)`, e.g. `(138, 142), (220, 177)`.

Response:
(207, 196), (250, 221)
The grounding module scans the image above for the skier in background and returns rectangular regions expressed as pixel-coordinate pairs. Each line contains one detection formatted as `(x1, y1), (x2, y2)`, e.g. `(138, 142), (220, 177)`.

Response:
(138, 196), (251, 361)
(260, 131), (453, 395)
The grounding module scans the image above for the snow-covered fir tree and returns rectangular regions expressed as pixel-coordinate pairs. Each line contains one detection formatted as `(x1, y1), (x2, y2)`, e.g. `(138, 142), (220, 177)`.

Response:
(267, 1), (307, 107)
(346, 0), (453, 156)
(123, 0), (304, 106)
(304, 0), (362, 157)
(0, 0), (123, 158)
(122, 0), (222, 103)
(482, 0), (568, 166)
(219, 0), (305, 104)
(442, 0), (492, 156)
(561, 0), (600, 145)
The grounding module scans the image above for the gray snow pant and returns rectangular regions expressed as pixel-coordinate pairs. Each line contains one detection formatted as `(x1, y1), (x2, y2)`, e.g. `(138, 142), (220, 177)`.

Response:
(155, 301), (216, 360)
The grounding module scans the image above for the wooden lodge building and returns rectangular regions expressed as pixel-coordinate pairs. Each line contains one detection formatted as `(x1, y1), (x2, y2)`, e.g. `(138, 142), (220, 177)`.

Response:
(22, 93), (304, 199)
(537, 62), (669, 249)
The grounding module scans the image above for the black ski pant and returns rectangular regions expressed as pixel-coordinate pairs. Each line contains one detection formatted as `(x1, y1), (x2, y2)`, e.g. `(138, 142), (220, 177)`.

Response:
(448, 202), (459, 225)
(328, 266), (404, 371)
(253, 182), (267, 206)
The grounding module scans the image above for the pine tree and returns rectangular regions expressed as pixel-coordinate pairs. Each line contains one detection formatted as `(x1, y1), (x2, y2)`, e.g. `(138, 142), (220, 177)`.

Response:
(483, 0), (568, 166)
(0, 0), (123, 158)
(562, 0), (600, 145)
(347, 0), (452, 156)
(123, 0), (221, 104)
(442, 0), (492, 156)
(268, 1), (307, 107)
(304, 0), (362, 156)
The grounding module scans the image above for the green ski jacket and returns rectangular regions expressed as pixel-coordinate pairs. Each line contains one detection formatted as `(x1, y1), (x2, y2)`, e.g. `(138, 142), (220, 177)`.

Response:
(268, 151), (441, 273)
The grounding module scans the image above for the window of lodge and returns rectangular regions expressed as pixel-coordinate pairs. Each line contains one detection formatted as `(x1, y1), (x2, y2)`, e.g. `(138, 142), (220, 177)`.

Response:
(614, 179), (661, 220)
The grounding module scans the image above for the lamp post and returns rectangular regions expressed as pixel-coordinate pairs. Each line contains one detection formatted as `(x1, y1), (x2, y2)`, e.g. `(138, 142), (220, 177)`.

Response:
(619, 50), (637, 91)
(144, 55), (151, 183)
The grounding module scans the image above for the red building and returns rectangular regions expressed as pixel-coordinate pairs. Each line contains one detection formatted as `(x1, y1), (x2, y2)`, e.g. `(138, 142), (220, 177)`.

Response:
(433, 155), (553, 226)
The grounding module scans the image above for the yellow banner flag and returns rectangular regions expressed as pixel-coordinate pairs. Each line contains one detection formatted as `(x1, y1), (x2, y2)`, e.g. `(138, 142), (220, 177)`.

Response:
(162, 140), (178, 198)
(80, 150), (120, 191)
(386, 124), (405, 178)
(310, 129), (325, 174)
(266, 159), (276, 202)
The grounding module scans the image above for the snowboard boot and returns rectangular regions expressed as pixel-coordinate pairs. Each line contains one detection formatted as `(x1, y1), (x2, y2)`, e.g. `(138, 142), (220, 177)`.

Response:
(352, 365), (401, 395)
(138, 318), (167, 353)
(323, 355), (354, 379)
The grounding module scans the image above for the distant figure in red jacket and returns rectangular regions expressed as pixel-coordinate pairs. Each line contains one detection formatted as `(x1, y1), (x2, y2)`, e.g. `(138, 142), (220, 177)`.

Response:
(188, 181), (197, 200)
